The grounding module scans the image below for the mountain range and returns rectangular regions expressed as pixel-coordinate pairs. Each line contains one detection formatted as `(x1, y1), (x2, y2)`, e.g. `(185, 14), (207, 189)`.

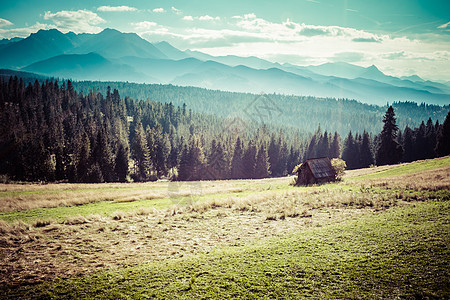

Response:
(0, 28), (448, 106)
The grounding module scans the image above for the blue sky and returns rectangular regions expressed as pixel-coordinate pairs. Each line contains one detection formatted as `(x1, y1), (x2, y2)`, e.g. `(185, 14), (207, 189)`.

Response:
(0, 0), (449, 80)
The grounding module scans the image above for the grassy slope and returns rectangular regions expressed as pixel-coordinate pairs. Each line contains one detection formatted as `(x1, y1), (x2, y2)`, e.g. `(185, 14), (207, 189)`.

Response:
(351, 156), (450, 180)
(4, 201), (448, 299)
(1, 157), (449, 298)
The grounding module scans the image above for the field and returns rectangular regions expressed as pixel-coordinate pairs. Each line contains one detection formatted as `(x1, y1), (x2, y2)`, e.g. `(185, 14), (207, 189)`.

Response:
(0, 157), (449, 299)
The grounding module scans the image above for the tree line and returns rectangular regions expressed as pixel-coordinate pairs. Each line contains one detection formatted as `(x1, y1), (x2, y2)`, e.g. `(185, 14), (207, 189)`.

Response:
(1, 77), (448, 183)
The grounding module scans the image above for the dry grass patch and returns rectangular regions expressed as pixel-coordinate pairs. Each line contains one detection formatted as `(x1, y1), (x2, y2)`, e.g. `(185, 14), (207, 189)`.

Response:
(350, 165), (450, 192)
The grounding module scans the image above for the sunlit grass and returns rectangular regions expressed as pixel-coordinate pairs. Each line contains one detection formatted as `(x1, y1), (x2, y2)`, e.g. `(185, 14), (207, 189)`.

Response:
(3, 201), (447, 299)
(351, 156), (450, 180)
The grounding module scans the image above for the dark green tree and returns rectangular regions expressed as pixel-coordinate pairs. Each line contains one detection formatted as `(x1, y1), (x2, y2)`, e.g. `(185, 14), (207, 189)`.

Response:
(359, 131), (374, 168)
(435, 111), (450, 157)
(329, 132), (341, 159)
(342, 131), (358, 169)
(254, 143), (271, 179)
(231, 137), (244, 179)
(402, 126), (414, 162)
(242, 141), (257, 179)
(115, 144), (129, 182)
(375, 106), (403, 166)
(132, 121), (151, 181)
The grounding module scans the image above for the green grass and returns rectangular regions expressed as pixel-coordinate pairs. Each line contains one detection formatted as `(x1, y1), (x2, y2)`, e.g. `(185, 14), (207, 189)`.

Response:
(0, 185), (167, 199)
(3, 201), (448, 299)
(352, 156), (450, 180)
(0, 182), (316, 223)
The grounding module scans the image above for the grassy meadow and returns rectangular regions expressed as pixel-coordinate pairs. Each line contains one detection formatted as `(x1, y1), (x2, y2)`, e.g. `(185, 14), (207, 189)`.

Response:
(0, 156), (449, 299)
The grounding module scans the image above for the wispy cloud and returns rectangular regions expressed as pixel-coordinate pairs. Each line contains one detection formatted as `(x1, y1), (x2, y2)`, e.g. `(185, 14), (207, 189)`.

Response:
(132, 21), (158, 31)
(0, 22), (56, 38)
(352, 37), (381, 43)
(44, 10), (105, 33)
(97, 6), (137, 12)
(437, 22), (450, 29)
(183, 15), (220, 21)
(152, 8), (165, 13)
(171, 6), (182, 15)
(133, 12), (449, 80)
(0, 18), (13, 27)
(331, 52), (365, 63)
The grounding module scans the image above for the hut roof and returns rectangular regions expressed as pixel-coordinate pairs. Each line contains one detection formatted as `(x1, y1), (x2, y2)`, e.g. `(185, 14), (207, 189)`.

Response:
(303, 157), (335, 179)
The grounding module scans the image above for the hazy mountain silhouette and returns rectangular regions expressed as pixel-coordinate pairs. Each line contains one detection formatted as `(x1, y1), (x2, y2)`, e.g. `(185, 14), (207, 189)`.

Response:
(1, 28), (448, 106)
(24, 52), (149, 82)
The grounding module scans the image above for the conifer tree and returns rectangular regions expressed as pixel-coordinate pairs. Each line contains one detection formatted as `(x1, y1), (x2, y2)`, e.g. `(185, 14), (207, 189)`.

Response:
(342, 131), (358, 169)
(359, 131), (374, 168)
(231, 137), (244, 179)
(188, 136), (206, 181)
(242, 141), (257, 179)
(317, 131), (329, 158)
(424, 118), (437, 159)
(254, 143), (270, 179)
(329, 132), (341, 159)
(267, 134), (279, 176)
(402, 126), (414, 162)
(435, 111), (450, 157)
(115, 144), (129, 182)
(177, 143), (191, 181)
(92, 127), (115, 182)
(207, 140), (228, 180)
(375, 106), (403, 166)
(132, 121), (151, 181)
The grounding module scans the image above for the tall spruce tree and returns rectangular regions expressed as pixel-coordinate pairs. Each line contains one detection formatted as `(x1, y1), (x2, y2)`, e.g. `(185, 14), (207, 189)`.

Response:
(231, 137), (244, 179)
(402, 126), (414, 162)
(359, 131), (374, 168)
(132, 121), (151, 181)
(242, 141), (257, 179)
(254, 143), (270, 179)
(375, 106), (403, 166)
(435, 111), (450, 157)
(329, 132), (341, 159)
(115, 144), (129, 182)
(342, 131), (358, 169)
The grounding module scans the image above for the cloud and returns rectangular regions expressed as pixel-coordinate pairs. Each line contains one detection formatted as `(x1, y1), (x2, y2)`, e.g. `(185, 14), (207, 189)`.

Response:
(183, 15), (220, 21)
(382, 51), (406, 60)
(132, 21), (158, 31)
(0, 18), (13, 27)
(152, 8), (165, 13)
(0, 22), (56, 39)
(44, 10), (105, 33)
(171, 6), (182, 15)
(97, 6), (137, 12)
(198, 15), (220, 21)
(232, 13), (256, 20)
(331, 52), (365, 63)
(132, 12), (449, 80)
(352, 37), (381, 43)
(437, 22), (450, 29)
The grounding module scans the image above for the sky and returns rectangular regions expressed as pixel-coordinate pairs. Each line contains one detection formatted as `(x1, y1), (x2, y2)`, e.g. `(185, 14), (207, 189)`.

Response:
(0, 0), (449, 81)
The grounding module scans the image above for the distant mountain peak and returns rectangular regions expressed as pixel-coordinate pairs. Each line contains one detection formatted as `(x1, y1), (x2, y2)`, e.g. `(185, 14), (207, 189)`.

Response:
(100, 28), (121, 34)
(31, 28), (64, 38)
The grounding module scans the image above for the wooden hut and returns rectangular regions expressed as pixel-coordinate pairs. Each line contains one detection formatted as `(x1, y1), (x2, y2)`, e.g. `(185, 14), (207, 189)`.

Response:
(295, 157), (335, 186)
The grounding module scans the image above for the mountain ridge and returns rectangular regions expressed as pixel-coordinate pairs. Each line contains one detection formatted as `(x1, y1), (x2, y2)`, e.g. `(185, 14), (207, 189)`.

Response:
(1, 28), (448, 106)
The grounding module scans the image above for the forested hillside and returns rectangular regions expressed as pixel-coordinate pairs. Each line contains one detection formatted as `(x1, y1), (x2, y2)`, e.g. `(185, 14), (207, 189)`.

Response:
(1, 76), (448, 183)
(73, 81), (449, 135)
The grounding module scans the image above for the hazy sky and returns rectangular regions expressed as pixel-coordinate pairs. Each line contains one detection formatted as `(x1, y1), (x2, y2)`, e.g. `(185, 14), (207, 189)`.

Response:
(0, 0), (449, 80)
